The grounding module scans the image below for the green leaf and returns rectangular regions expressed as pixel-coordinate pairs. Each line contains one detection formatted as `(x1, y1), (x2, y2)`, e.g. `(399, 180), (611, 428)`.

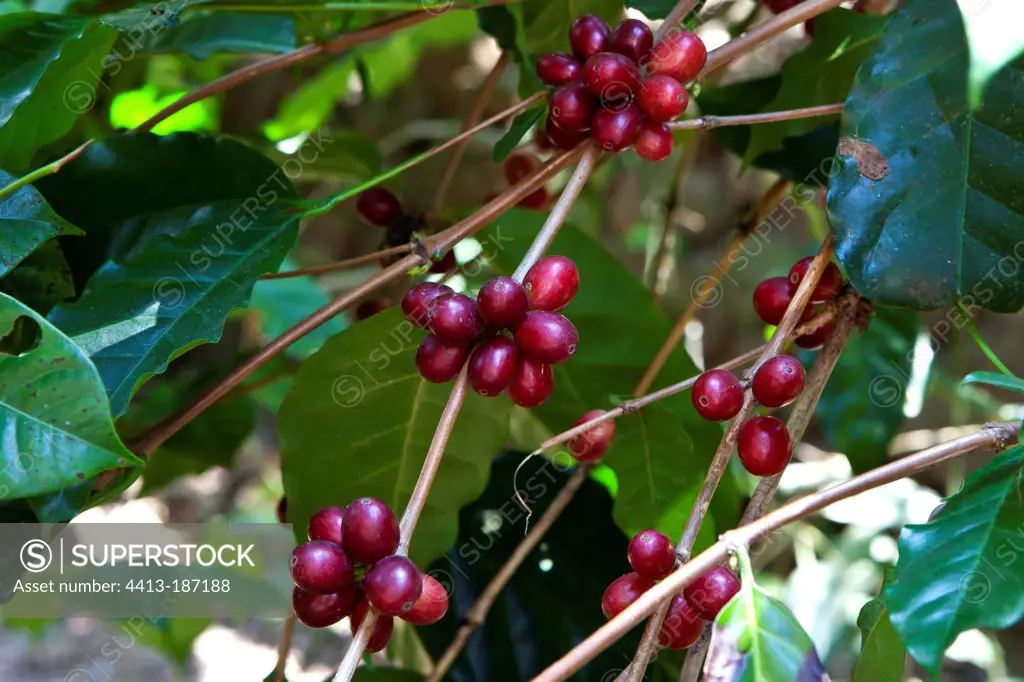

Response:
(827, 0), (1024, 313)
(140, 12), (296, 59)
(804, 306), (922, 474)
(0, 240), (75, 314)
(268, 129), (382, 182)
(961, 370), (1024, 395)
(744, 9), (887, 163)
(133, 617), (211, 665)
(885, 444), (1024, 679)
(0, 14), (117, 171)
(958, 0), (1024, 109)
(42, 133), (301, 417)
(493, 104), (544, 163)
(351, 670), (424, 682)
(478, 211), (737, 546)
(0, 291), (141, 501)
(626, 0), (676, 20)
(709, 569), (827, 681)
(0, 169), (80, 277)
(417, 452), (674, 682)
(278, 308), (513, 568)
(515, 0), (621, 60)
(853, 593), (905, 682)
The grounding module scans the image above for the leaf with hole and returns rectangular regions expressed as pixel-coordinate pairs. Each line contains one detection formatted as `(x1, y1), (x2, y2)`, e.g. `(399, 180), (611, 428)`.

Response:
(42, 133), (302, 417)
(827, 0), (1024, 313)
(278, 308), (512, 568)
(0, 292), (141, 502)
(884, 444), (1024, 679)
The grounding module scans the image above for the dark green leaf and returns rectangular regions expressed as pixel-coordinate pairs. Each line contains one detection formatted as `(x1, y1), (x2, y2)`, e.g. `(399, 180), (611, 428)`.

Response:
(140, 12), (295, 59)
(0, 240), (75, 315)
(626, 0), (675, 20)
(268, 130), (382, 182)
(0, 14), (117, 171)
(0, 170), (80, 277)
(958, 0), (1024, 108)
(744, 9), (887, 163)
(961, 370), (1024, 395)
(42, 133), (302, 416)
(515, 0), (621, 60)
(885, 445), (1024, 678)
(418, 453), (680, 682)
(479, 211), (738, 546)
(0, 292), (141, 501)
(351, 670), (425, 682)
(853, 593), (905, 682)
(804, 306), (921, 474)
(827, 0), (1024, 313)
(278, 308), (513, 568)
(493, 105), (544, 163)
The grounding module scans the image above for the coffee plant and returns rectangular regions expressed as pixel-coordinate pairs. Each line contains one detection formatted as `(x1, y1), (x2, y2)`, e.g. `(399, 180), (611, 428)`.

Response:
(0, 0), (1022, 680)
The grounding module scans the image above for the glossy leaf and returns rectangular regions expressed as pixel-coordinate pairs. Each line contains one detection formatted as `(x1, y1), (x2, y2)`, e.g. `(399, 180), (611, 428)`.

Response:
(479, 211), (737, 547)
(0, 240), (75, 314)
(0, 292), (140, 501)
(853, 592), (905, 682)
(0, 14), (117, 170)
(958, 0), (1024, 109)
(142, 12), (295, 59)
(827, 0), (1024, 313)
(0, 170), (80, 277)
(744, 9), (887, 163)
(961, 370), (1024, 395)
(885, 445), (1024, 678)
(418, 453), (679, 682)
(626, 0), (675, 20)
(278, 308), (513, 568)
(514, 0), (621, 60)
(42, 133), (302, 416)
(493, 104), (544, 163)
(805, 306), (922, 474)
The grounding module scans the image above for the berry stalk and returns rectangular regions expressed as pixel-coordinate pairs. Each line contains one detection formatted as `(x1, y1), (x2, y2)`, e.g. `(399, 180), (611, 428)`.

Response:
(258, 244), (413, 280)
(666, 103), (845, 130)
(533, 421), (1023, 682)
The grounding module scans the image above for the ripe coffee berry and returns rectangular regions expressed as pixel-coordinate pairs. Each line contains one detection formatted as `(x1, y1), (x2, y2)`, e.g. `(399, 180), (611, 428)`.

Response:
(692, 369), (744, 422)
(519, 188), (551, 211)
(659, 595), (703, 649)
(627, 529), (676, 580)
(428, 292), (484, 346)
(403, 282), (453, 328)
(515, 310), (579, 364)
(289, 541), (353, 594)
(788, 257), (844, 302)
(508, 357), (554, 407)
(683, 566), (740, 620)
(648, 30), (707, 83)
(352, 598), (394, 653)
(343, 497), (400, 564)
(632, 122), (674, 162)
(428, 250), (457, 274)
(737, 416), (792, 476)
(549, 81), (597, 131)
(364, 555), (424, 616)
(505, 153), (541, 185)
(638, 75), (688, 122)
(795, 316), (836, 350)
(752, 276), (810, 326)
(607, 18), (653, 64)
(591, 103), (643, 152)
(536, 52), (582, 86)
(602, 572), (653, 619)
(568, 410), (615, 463)
(356, 187), (402, 227)
(400, 573), (450, 625)
(292, 586), (357, 628)
(751, 355), (805, 408)
(545, 121), (588, 149)
(582, 52), (641, 99)
(477, 276), (529, 327)
(307, 505), (346, 545)
(416, 334), (469, 383)
(569, 14), (610, 61)
(468, 336), (520, 397)
(523, 255), (579, 311)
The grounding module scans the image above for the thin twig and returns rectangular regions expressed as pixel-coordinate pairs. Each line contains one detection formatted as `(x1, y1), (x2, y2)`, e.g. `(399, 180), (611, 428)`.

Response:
(666, 103), (844, 130)
(533, 421), (1022, 682)
(0, 140), (92, 203)
(429, 52), (510, 218)
(647, 134), (700, 296)
(272, 617), (295, 682)
(654, 0), (702, 41)
(259, 245), (412, 280)
(135, 0), (520, 132)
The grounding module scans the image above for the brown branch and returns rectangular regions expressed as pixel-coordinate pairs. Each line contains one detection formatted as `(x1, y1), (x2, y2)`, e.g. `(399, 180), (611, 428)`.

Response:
(272, 617), (294, 682)
(701, 0), (847, 77)
(258, 245), (412, 280)
(666, 103), (844, 131)
(647, 134), (700, 297)
(654, 0), (703, 41)
(429, 52), (510, 218)
(533, 421), (1023, 682)
(0, 140), (92, 202)
(135, 0), (519, 133)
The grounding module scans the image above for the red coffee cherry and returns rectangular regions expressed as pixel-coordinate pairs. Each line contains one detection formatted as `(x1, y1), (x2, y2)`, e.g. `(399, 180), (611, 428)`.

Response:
(737, 416), (792, 476)
(568, 409), (615, 463)
(627, 529), (676, 580)
(581, 52), (642, 99)
(752, 276), (811, 326)
(289, 541), (353, 594)
(523, 255), (579, 311)
(637, 75), (689, 122)
(648, 30), (707, 83)
(428, 250), (457, 274)
(364, 555), (423, 616)
(632, 121), (674, 162)
(602, 572), (653, 619)
(416, 334), (469, 383)
(788, 256), (844, 302)
(795, 315), (836, 350)
(536, 52), (582, 86)
(505, 153), (541, 185)
(477, 276), (529, 328)
(549, 81), (597, 131)
(351, 597), (394, 653)
(402, 282), (453, 328)
(292, 585), (357, 628)
(428, 292), (484, 346)
(400, 573), (450, 625)
(569, 14), (611, 61)
(467, 336), (520, 397)
(343, 497), (400, 564)
(356, 187), (402, 227)
(591, 102), (643, 152)
(751, 355), (805, 408)
(607, 18), (654, 65)
(508, 357), (554, 407)
(307, 505), (346, 545)
(683, 566), (741, 620)
(691, 369), (745, 422)
(519, 187), (551, 211)
(545, 121), (589, 149)
(658, 595), (703, 649)
(514, 310), (579, 364)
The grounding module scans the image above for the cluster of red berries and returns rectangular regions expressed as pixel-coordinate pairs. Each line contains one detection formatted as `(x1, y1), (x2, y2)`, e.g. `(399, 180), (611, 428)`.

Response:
(288, 498), (448, 650)
(602, 529), (740, 648)
(689, 257), (845, 477)
(402, 255), (580, 407)
(533, 16), (707, 161)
